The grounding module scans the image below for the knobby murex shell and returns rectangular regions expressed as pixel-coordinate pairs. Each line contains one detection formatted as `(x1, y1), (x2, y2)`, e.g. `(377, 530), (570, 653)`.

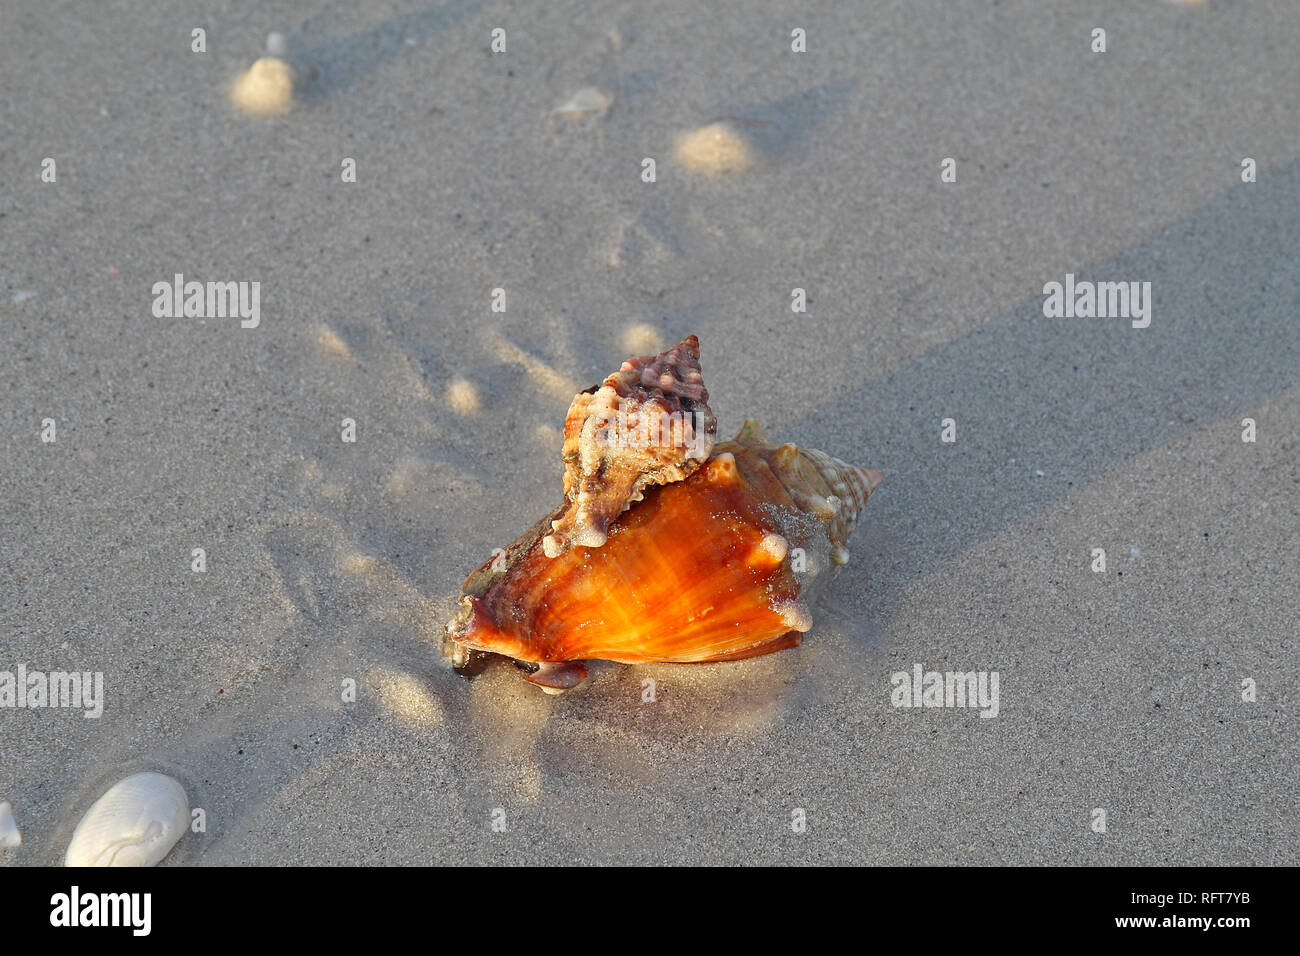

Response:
(444, 335), (883, 691)
(543, 334), (715, 557)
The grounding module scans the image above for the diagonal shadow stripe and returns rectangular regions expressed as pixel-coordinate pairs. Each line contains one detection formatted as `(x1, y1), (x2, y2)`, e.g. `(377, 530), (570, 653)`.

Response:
(286, 1), (486, 101)
(787, 159), (1300, 614)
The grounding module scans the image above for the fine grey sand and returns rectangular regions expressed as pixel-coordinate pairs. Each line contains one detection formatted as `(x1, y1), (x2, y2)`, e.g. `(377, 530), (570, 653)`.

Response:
(1, 0), (1296, 865)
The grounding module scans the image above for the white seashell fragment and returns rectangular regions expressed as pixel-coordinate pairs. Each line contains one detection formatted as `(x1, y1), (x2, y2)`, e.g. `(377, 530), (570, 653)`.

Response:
(553, 86), (611, 117)
(65, 772), (189, 867)
(0, 801), (20, 847)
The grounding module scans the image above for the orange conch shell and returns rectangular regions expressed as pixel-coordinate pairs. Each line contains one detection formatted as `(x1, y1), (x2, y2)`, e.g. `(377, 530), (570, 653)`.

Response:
(541, 335), (716, 558)
(445, 393), (884, 690)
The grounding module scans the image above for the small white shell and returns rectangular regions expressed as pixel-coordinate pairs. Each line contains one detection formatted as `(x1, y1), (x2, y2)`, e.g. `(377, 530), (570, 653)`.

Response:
(0, 801), (20, 848)
(553, 86), (611, 117)
(65, 772), (189, 867)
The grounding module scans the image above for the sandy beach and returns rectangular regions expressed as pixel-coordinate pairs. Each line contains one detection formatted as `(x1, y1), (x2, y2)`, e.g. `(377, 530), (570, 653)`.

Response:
(1, 0), (1296, 865)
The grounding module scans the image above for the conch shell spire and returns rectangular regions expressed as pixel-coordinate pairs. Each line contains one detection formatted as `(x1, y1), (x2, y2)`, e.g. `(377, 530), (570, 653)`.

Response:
(541, 335), (717, 557)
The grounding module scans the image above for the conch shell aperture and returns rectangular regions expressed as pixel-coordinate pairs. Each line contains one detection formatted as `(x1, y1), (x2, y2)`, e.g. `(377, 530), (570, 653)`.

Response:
(444, 335), (883, 692)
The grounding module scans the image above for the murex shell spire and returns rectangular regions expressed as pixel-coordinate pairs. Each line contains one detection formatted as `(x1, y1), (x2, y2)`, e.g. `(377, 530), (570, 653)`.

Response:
(542, 334), (716, 557)
(444, 334), (883, 692)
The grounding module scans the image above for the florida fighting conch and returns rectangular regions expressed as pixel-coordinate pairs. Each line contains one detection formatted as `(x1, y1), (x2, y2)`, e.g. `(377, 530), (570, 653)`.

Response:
(443, 335), (884, 692)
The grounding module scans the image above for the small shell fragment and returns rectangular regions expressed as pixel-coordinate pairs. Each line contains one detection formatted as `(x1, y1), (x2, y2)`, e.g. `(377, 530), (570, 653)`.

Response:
(553, 86), (611, 117)
(65, 772), (189, 867)
(0, 801), (20, 848)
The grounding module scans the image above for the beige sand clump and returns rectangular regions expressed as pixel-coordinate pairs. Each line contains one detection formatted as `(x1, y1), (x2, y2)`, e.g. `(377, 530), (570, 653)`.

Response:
(487, 331), (578, 402)
(535, 423), (562, 448)
(385, 460), (421, 498)
(446, 377), (480, 414)
(620, 323), (663, 355)
(229, 57), (294, 117)
(370, 668), (443, 732)
(673, 122), (754, 176)
(316, 326), (351, 359)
